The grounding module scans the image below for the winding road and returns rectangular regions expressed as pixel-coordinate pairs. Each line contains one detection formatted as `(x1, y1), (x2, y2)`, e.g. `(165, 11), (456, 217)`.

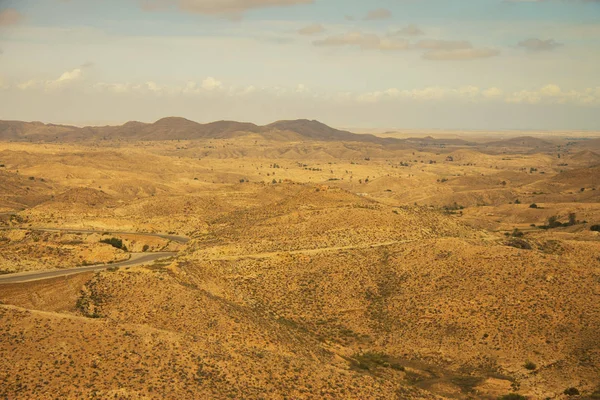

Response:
(0, 227), (190, 284)
(0, 252), (177, 284)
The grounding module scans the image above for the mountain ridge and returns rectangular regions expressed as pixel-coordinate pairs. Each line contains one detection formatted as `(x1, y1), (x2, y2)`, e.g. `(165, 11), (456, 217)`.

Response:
(0, 117), (397, 144)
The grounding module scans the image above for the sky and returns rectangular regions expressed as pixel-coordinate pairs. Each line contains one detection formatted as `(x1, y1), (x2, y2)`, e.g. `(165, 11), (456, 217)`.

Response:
(0, 0), (599, 130)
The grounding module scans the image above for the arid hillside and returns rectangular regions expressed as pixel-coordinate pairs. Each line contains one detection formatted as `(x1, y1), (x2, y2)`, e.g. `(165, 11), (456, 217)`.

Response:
(0, 128), (599, 399)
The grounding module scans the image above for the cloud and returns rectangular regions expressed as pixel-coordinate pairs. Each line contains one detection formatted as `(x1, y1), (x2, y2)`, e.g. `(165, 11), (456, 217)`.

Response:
(413, 40), (499, 60)
(0, 8), (24, 26)
(8, 72), (600, 107)
(415, 39), (472, 50)
(518, 38), (563, 52)
(45, 68), (84, 90)
(141, 0), (313, 18)
(363, 8), (392, 20)
(313, 32), (498, 60)
(356, 86), (489, 103)
(17, 80), (38, 90)
(505, 84), (600, 105)
(354, 84), (600, 105)
(298, 23), (325, 35)
(201, 77), (222, 90)
(15, 68), (85, 91)
(483, 87), (504, 98)
(313, 31), (409, 51)
(422, 48), (500, 60)
(390, 25), (424, 36)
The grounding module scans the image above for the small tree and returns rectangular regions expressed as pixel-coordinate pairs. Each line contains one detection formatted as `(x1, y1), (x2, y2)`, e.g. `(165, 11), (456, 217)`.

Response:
(568, 213), (577, 226)
(529, 203), (538, 209)
(547, 215), (562, 228)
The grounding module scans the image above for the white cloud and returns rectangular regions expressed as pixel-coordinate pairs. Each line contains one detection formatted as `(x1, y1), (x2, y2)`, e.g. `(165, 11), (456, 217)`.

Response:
(505, 84), (600, 105)
(45, 68), (83, 90)
(17, 80), (39, 90)
(201, 76), (222, 91)
(10, 71), (600, 107)
(483, 87), (504, 98)
(15, 68), (85, 92)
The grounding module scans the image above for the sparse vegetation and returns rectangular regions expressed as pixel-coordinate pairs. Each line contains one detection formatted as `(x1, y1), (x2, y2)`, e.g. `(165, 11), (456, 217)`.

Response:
(506, 238), (532, 250)
(100, 237), (128, 251)
(0, 124), (599, 400)
(498, 394), (528, 400)
(564, 387), (580, 396)
(350, 352), (404, 372)
(524, 361), (537, 370)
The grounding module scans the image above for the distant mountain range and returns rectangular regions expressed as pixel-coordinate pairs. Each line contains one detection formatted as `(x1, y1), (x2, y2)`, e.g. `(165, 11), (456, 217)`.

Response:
(2, 118), (587, 153)
(0, 117), (400, 145)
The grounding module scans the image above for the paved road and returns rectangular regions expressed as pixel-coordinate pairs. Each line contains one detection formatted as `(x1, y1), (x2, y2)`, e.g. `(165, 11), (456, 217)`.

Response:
(0, 227), (190, 244)
(0, 252), (177, 284)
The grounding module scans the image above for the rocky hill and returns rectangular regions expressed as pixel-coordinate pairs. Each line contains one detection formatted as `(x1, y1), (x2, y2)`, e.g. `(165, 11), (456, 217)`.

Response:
(0, 117), (398, 145)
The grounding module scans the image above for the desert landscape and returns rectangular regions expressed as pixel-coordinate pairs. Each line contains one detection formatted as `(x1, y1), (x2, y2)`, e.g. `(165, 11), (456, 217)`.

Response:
(2, 0), (600, 398)
(0, 118), (599, 399)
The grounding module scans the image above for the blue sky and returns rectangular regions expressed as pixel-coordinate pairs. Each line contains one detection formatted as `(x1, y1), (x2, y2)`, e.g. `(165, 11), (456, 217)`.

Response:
(0, 0), (599, 129)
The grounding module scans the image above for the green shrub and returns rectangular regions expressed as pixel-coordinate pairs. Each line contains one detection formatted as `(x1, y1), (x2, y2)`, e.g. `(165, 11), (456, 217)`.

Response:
(507, 238), (532, 250)
(591, 225), (600, 232)
(100, 237), (128, 251)
(524, 361), (536, 370)
(563, 387), (580, 396)
(547, 215), (563, 228)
